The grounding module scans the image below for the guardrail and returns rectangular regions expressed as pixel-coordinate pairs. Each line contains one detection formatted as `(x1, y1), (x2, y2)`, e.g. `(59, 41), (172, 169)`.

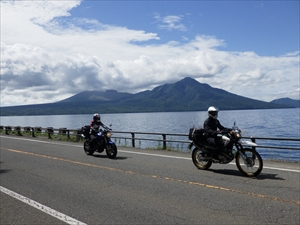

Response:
(1, 125), (299, 152)
(0, 126), (71, 139)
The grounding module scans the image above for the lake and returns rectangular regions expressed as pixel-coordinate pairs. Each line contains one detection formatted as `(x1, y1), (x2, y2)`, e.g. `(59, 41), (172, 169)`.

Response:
(1, 108), (299, 162)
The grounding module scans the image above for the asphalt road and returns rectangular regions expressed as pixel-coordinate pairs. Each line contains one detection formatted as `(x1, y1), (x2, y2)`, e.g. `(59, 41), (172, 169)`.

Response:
(0, 134), (299, 225)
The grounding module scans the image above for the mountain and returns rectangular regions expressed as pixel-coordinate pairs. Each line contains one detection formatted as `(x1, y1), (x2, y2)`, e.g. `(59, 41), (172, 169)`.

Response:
(116, 77), (283, 111)
(0, 77), (290, 116)
(270, 98), (300, 108)
(59, 90), (133, 102)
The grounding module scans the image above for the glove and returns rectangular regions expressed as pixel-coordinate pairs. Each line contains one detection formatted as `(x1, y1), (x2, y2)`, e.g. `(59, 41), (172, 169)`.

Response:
(221, 128), (231, 134)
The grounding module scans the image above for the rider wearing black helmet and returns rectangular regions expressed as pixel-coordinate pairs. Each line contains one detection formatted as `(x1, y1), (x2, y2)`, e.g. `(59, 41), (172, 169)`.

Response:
(89, 113), (107, 145)
(203, 106), (227, 150)
(90, 113), (102, 130)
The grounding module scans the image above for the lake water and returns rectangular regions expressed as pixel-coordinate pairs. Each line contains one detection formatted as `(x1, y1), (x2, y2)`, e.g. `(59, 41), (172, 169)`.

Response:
(1, 108), (299, 162)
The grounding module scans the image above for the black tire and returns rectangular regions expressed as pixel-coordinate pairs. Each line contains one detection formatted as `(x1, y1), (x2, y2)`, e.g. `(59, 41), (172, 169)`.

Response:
(106, 143), (117, 159)
(235, 148), (263, 177)
(192, 147), (212, 170)
(83, 141), (94, 155)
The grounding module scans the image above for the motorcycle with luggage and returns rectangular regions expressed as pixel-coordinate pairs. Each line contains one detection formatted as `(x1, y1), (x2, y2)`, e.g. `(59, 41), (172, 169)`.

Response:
(81, 124), (117, 159)
(188, 123), (263, 177)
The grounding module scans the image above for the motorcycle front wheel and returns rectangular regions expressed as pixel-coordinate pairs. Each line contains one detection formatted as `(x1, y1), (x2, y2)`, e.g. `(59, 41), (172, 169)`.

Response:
(84, 140), (94, 155)
(106, 143), (117, 159)
(192, 147), (212, 170)
(235, 148), (263, 177)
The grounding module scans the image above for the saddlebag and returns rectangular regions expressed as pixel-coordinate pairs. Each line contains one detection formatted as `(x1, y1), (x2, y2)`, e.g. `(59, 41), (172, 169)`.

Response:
(81, 125), (90, 136)
(188, 128), (206, 142)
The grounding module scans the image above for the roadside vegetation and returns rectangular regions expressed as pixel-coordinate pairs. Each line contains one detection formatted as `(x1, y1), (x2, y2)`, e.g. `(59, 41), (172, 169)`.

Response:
(0, 128), (188, 152)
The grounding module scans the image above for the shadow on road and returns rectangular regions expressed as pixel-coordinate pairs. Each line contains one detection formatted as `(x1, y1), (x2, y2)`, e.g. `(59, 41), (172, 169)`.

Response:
(210, 169), (284, 180)
(0, 161), (11, 174)
(0, 170), (11, 174)
(210, 169), (244, 177)
(91, 154), (128, 160)
(255, 173), (285, 180)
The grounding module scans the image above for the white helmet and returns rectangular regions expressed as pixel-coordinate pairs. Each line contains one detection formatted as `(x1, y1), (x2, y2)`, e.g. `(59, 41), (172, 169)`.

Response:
(208, 106), (219, 119)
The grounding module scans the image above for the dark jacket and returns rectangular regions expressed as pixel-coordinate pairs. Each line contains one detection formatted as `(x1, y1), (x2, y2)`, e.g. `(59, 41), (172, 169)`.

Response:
(90, 120), (103, 129)
(90, 120), (104, 135)
(203, 117), (225, 137)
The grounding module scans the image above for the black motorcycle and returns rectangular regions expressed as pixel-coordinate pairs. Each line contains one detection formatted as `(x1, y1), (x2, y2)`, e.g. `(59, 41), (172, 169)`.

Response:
(188, 123), (263, 177)
(81, 125), (117, 159)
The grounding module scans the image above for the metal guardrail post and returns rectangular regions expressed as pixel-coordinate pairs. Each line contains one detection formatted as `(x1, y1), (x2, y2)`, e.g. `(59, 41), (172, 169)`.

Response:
(24, 127), (31, 133)
(5, 126), (11, 135)
(35, 127), (42, 132)
(251, 137), (256, 151)
(162, 134), (166, 150)
(131, 133), (135, 148)
(47, 127), (54, 139)
(59, 128), (67, 134)
(15, 126), (21, 136)
(59, 128), (69, 140)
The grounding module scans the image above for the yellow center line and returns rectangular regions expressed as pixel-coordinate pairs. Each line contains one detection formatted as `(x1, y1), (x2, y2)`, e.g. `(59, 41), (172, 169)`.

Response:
(2, 147), (299, 205)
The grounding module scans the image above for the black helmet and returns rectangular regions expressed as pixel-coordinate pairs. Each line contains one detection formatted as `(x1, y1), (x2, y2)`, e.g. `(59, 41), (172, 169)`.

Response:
(208, 106), (219, 119)
(93, 113), (101, 123)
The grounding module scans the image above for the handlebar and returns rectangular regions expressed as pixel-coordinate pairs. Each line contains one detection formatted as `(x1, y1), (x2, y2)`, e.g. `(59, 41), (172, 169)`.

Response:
(218, 128), (232, 134)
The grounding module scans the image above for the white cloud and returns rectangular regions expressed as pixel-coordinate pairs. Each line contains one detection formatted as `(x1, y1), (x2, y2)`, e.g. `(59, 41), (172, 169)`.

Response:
(154, 14), (187, 31)
(0, 0), (299, 106)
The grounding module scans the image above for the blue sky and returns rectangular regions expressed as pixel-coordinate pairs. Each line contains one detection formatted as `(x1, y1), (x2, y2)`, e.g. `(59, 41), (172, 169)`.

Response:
(70, 1), (299, 56)
(1, 0), (299, 106)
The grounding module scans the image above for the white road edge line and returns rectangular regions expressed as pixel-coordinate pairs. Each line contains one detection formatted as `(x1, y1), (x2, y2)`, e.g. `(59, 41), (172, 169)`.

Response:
(1, 135), (299, 173)
(0, 186), (87, 225)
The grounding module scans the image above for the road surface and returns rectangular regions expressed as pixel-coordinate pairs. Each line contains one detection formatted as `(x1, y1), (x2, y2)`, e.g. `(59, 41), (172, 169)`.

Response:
(0, 134), (299, 224)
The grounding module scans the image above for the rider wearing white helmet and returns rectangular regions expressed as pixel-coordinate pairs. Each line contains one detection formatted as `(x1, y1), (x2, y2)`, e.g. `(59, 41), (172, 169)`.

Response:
(203, 106), (227, 150)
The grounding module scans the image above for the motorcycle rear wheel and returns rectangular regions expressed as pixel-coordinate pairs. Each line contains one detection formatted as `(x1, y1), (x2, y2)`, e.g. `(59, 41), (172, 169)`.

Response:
(192, 147), (212, 170)
(106, 143), (117, 159)
(84, 140), (94, 155)
(235, 148), (263, 177)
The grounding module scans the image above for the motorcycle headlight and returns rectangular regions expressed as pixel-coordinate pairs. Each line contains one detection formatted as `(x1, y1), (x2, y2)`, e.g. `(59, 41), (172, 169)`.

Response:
(106, 132), (112, 138)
